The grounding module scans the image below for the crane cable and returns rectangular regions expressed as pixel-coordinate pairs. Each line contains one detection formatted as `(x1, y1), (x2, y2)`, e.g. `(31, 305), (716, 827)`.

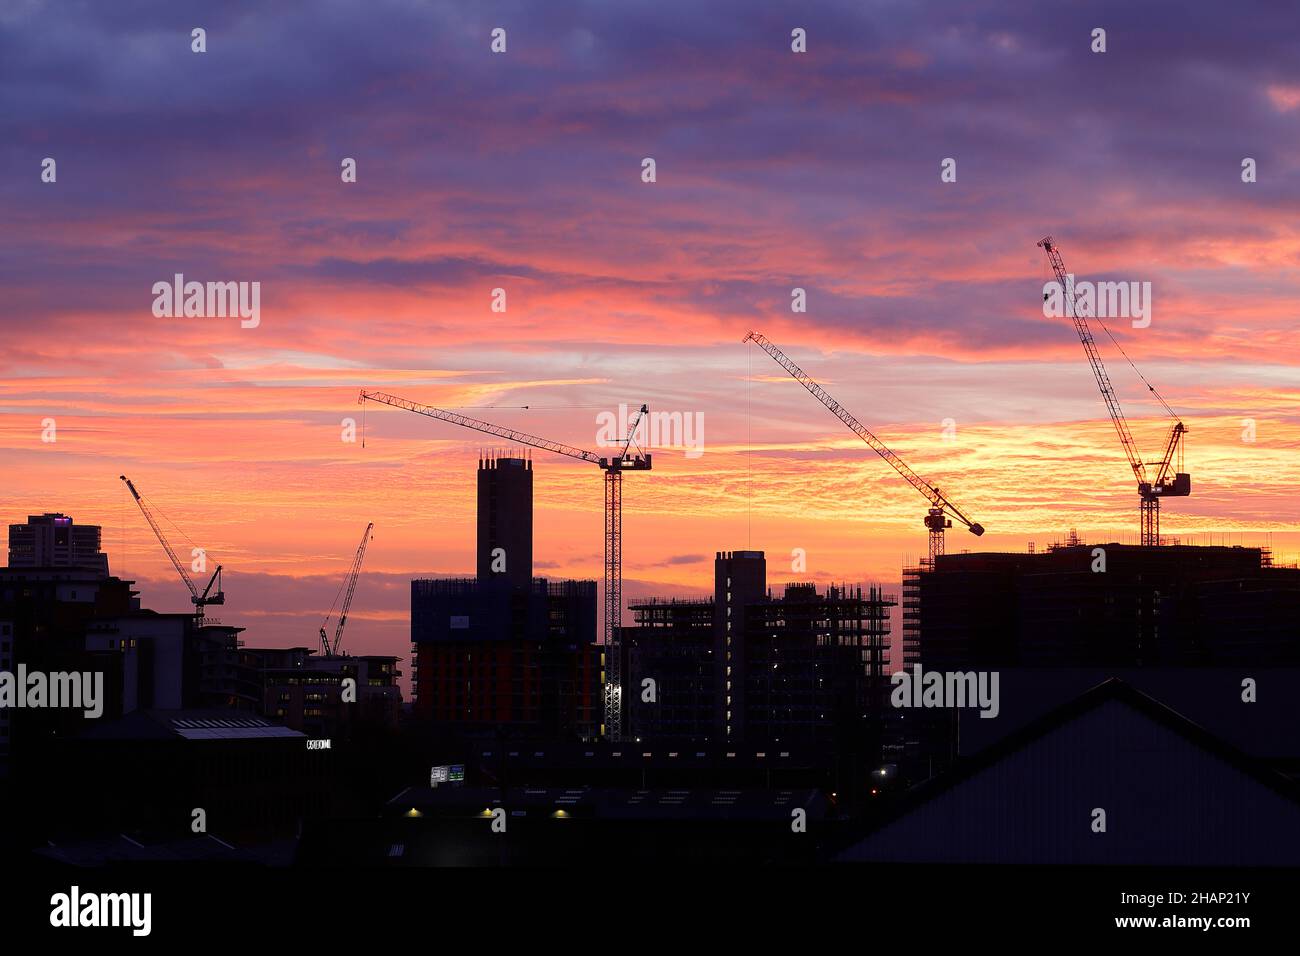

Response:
(1091, 312), (1180, 421)
(1041, 253), (1181, 421)
(320, 549), (352, 632)
(140, 491), (203, 551)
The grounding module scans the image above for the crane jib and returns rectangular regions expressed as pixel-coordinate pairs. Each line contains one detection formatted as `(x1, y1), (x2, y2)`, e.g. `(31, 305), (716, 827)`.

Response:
(1037, 238), (1185, 491)
(360, 390), (602, 464)
(357, 388), (646, 739)
(742, 331), (983, 536)
(1037, 237), (1189, 546)
(119, 474), (223, 618)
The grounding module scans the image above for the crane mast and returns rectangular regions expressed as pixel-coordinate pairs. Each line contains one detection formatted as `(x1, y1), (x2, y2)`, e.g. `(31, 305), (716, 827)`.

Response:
(359, 390), (650, 741)
(321, 522), (374, 656)
(1037, 237), (1189, 546)
(119, 475), (224, 624)
(743, 331), (984, 562)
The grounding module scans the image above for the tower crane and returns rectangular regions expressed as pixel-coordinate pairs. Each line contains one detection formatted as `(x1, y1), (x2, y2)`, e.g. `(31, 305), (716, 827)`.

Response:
(743, 331), (984, 562)
(119, 475), (224, 624)
(320, 522), (374, 657)
(1037, 237), (1189, 546)
(358, 390), (651, 740)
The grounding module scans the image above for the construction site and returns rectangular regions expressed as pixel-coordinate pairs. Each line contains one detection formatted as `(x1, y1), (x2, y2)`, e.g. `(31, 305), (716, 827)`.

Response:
(10, 0), (1300, 935)
(3, 236), (1298, 870)
(82, 233), (1279, 757)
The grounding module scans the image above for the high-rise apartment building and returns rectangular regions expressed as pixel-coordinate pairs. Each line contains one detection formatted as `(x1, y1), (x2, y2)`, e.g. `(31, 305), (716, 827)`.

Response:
(7, 513), (109, 575)
(476, 454), (533, 593)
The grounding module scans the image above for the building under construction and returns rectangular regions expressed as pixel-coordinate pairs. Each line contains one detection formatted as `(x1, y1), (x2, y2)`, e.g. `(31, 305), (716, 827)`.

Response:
(409, 454), (602, 738)
(623, 551), (895, 747)
(909, 540), (1300, 670)
(890, 539), (1300, 786)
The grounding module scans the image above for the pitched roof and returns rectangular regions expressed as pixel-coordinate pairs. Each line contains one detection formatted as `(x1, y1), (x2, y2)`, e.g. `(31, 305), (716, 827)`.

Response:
(837, 677), (1300, 863)
(80, 709), (303, 741)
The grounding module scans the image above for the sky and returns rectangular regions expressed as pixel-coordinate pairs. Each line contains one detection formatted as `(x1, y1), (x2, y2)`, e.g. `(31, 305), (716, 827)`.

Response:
(2, 0), (1298, 672)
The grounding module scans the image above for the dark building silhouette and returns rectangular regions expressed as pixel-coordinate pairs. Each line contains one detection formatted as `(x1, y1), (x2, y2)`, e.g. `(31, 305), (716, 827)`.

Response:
(410, 459), (600, 738)
(900, 563), (923, 668)
(411, 577), (599, 736)
(0, 566), (140, 770)
(7, 513), (108, 575)
(48, 710), (333, 846)
(952, 667), (1300, 778)
(743, 582), (893, 746)
(714, 550), (765, 742)
(839, 679), (1300, 866)
(0, 555), (292, 855)
(248, 646), (402, 738)
(894, 540), (1300, 784)
(339, 780), (831, 867)
(625, 598), (714, 742)
(477, 454), (533, 592)
(623, 551), (895, 760)
(0, 566), (260, 729)
(915, 542), (1300, 669)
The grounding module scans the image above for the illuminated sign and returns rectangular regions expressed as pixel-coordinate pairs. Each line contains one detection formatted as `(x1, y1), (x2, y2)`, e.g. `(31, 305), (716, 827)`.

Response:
(430, 764), (465, 787)
(306, 738), (331, 750)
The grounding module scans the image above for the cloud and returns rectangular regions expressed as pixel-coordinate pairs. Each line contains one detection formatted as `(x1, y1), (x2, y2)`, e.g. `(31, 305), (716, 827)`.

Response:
(2, 0), (1298, 642)
(651, 554), (707, 567)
